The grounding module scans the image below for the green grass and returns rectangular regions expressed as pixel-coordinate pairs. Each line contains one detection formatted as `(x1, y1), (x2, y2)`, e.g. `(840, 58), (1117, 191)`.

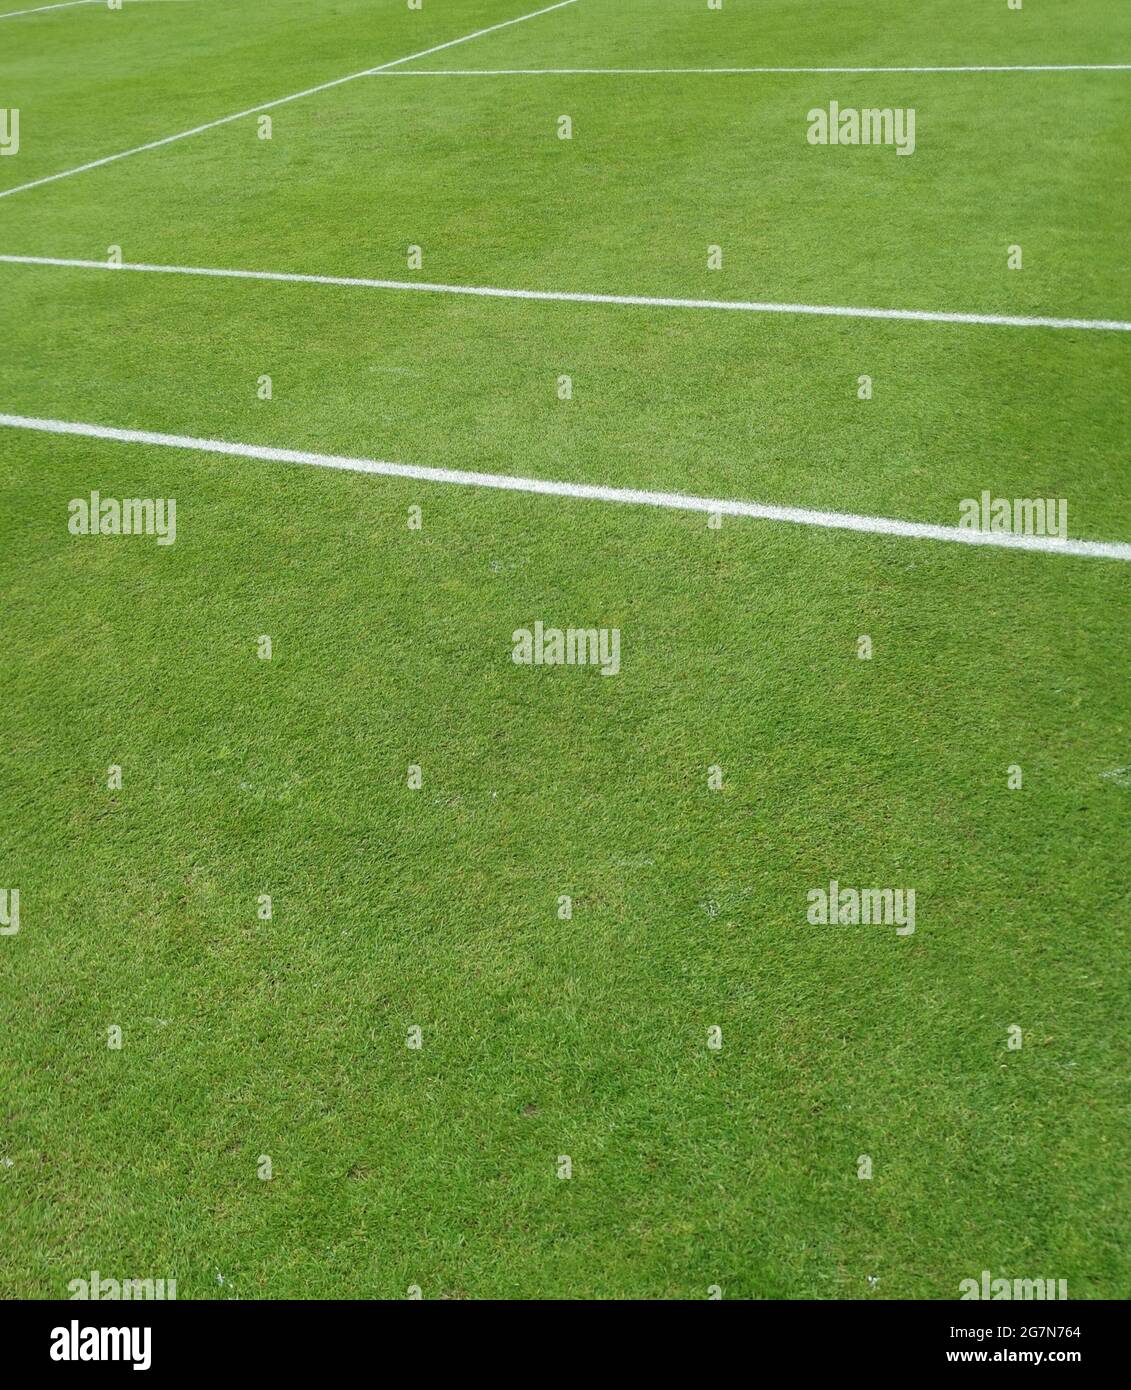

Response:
(1, 0), (1128, 1300)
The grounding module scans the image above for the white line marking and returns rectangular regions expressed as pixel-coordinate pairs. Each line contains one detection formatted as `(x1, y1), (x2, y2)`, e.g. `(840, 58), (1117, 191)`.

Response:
(0, 0), (94, 17)
(0, 0), (198, 13)
(0, 0), (578, 199)
(2, 253), (1128, 333)
(376, 64), (1131, 75)
(2, 412), (1128, 562)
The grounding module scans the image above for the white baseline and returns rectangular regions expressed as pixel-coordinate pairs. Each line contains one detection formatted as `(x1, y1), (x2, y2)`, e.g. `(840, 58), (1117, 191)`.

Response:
(1, 254), (1128, 333)
(2, 412), (1128, 563)
(0, 0), (578, 198)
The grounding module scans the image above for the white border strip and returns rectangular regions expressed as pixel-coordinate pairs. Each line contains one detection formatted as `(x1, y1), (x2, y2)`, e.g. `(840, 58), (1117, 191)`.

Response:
(376, 64), (1131, 75)
(2, 253), (1128, 333)
(2, 412), (1128, 562)
(0, 0), (578, 199)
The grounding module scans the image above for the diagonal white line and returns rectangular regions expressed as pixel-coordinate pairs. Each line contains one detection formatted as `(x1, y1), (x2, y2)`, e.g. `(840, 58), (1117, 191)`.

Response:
(374, 64), (1131, 75)
(2, 253), (1129, 333)
(2, 412), (1128, 562)
(0, 0), (195, 17)
(0, 0), (95, 17)
(0, 0), (578, 199)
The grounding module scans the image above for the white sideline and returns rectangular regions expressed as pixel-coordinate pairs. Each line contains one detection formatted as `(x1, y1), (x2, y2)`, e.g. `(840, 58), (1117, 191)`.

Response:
(2, 412), (1128, 562)
(0, 0), (578, 199)
(376, 64), (1131, 76)
(3, 254), (1129, 333)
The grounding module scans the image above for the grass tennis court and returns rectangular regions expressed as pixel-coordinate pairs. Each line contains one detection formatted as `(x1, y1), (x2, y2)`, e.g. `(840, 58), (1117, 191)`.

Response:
(1, 0), (1128, 1300)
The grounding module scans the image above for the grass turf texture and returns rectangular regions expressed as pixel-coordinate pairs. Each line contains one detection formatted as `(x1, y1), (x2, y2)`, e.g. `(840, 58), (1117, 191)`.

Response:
(1, 0), (1129, 1300)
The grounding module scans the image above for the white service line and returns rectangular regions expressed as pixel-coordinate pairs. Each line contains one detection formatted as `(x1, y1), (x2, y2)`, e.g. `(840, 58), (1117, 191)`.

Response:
(376, 64), (1131, 75)
(0, 0), (578, 199)
(2, 253), (1129, 333)
(2, 412), (1128, 563)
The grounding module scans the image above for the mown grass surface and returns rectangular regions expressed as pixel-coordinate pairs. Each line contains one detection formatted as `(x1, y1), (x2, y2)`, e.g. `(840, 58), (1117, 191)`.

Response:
(1, 0), (1128, 1299)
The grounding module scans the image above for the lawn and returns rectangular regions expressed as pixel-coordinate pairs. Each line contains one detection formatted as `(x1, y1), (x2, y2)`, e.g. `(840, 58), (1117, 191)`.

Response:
(0, 0), (1128, 1300)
